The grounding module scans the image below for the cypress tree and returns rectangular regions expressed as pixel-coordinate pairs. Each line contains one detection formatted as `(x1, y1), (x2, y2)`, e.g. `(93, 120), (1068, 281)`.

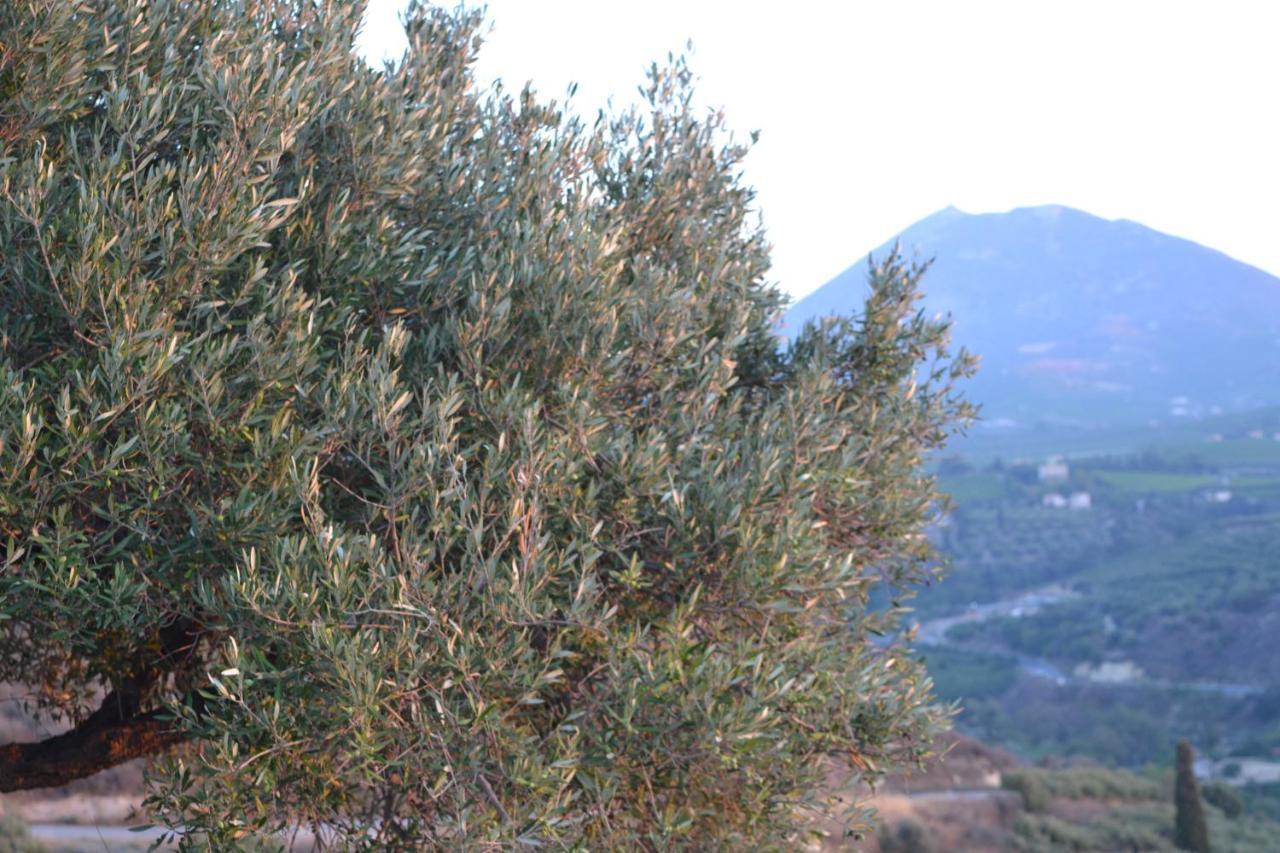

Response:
(1174, 739), (1211, 852)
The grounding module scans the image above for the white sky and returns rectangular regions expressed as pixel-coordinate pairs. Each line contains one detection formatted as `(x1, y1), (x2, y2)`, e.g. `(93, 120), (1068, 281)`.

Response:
(357, 1), (1280, 300)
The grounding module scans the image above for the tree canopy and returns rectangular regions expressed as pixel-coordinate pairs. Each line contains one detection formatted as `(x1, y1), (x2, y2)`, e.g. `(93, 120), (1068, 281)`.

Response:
(0, 1), (973, 846)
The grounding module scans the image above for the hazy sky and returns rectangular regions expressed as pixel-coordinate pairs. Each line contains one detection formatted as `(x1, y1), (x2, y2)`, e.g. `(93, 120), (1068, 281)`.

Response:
(357, 1), (1280, 300)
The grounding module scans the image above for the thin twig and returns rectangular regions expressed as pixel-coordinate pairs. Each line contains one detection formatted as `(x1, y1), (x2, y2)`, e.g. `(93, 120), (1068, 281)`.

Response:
(475, 773), (511, 825)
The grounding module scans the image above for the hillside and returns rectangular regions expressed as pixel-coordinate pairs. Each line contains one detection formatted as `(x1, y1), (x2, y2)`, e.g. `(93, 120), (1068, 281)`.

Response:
(810, 732), (1280, 851)
(783, 205), (1280, 428)
(908, 428), (1280, 825)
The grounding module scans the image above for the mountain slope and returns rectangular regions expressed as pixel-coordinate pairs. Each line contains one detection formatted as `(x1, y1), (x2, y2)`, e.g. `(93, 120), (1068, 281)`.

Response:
(783, 205), (1280, 427)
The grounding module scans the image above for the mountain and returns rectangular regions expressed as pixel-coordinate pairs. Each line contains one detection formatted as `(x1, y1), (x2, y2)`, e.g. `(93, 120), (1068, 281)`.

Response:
(783, 205), (1280, 428)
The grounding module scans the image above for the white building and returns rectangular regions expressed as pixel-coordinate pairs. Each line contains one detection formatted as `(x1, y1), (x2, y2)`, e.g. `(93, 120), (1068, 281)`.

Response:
(1073, 660), (1143, 684)
(1200, 757), (1280, 785)
(1042, 493), (1068, 509)
(1068, 492), (1092, 511)
(1038, 456), (1069, 483)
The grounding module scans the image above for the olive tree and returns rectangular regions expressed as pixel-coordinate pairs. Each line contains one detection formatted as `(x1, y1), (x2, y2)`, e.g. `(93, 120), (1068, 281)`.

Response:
(0, 0), (973, 847)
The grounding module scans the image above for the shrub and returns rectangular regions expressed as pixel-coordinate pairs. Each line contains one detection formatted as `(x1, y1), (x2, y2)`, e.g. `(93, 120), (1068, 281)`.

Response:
(877, 817), (937, 853)
(1003, 770), (1051, 813)
(1202, 780), (1244, 820)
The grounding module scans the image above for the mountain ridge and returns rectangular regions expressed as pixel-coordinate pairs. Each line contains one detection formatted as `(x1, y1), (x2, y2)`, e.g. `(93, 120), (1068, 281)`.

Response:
(783, 205), (1280, 427)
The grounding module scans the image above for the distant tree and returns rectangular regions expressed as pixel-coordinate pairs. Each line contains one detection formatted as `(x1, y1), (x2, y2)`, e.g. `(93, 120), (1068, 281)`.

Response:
(0, 0), (973, 847)
(1008, 464), (1037, 486)
(1174, 740), (1212, 852)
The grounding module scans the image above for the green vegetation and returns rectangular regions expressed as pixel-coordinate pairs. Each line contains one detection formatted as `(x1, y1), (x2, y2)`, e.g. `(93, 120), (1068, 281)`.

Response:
(0, 814), (43, 853)
(1004, 766), (1165, 803)
(1164, 439), (1280, 468)
(922, 420), (1280, 778)
(952, 405), (1280, 467)
(1001, 763), (1280, 852)
(1011, 809), (1171, 852)
(1204, 782), (1246, 820)
(1239, 783), (1280, 823)
(1094, 470), (1217, 493)
(947, 521), (1280, 684)
(924, 501), (1115, 613)
(1011, 805), (1280, 853)
(0, 1), (974, 847)
(933, 470), (1007, 502)
(921, 647), (1018, 701)
(958, 681), (1267, 768)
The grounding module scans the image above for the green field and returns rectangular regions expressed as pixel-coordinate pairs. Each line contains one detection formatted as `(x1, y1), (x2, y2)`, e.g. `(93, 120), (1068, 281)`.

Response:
(937, 471), (1009, 501)
(1093, 470), (1218, 493)
(949, 405), (1280, 468)
(1160, 439), (1280, 468)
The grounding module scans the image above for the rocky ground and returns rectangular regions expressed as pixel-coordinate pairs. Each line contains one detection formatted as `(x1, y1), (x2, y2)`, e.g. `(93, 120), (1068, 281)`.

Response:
(807, 731), (1023, 851)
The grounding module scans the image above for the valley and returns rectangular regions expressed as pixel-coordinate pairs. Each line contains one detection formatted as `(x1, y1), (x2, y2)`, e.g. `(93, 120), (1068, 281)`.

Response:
(912, 584), (1260, 699)
(905, 423), (1280, 828)
(785, 204), (1280, 841)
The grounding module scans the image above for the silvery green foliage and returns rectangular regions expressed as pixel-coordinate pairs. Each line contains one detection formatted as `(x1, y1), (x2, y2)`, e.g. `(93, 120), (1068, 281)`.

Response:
(0, 1), (974, 847)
